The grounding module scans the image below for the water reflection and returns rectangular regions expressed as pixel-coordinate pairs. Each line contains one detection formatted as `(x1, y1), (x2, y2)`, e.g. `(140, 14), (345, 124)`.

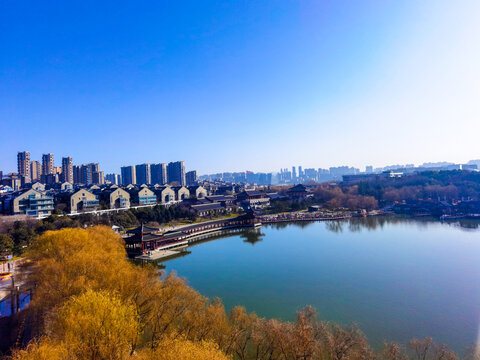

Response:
(240, 228), (265, 246)
(455, 219), (480, 230)
(264, 215), (480, 234)
(325, 220), (345, 233)
(0, 292), (31, 317)
(330, 216), (480, 233)
(268, 221), (315, 230)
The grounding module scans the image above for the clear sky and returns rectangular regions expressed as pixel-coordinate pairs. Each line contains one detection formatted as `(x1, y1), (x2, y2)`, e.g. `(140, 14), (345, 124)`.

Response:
(1, 1), (479, 174)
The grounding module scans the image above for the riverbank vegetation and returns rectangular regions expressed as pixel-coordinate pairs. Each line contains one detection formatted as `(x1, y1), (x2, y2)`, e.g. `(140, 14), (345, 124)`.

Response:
(0, 204), (197, 256)
(4, 226), (472, 359)
(271, 170), (480, 215)
(350, 170), (480, 204)
(268, 187), (379, 214)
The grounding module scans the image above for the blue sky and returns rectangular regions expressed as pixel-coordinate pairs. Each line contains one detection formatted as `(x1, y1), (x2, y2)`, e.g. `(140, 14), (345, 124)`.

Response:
(1, 1), (479, 174)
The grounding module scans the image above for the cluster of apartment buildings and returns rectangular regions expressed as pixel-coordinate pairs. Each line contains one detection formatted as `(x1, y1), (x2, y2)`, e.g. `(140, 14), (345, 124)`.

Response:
(0, 168), (312, 219)
(116, 162), (197, 187)
(3, 152), (199, 192)
(2, 151), (105, 191)
(0, 152), (203, 217)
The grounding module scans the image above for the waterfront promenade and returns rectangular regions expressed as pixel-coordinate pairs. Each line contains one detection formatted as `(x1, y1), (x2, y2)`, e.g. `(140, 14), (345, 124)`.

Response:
(258, 209), (386, 224)
(259, 212), (353, 223)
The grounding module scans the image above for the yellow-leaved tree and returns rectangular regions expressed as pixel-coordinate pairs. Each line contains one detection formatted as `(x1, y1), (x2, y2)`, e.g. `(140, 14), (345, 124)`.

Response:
(13, 289), (139, 360)
(135, 337), (230, 360)
(52, 289), (139, 359)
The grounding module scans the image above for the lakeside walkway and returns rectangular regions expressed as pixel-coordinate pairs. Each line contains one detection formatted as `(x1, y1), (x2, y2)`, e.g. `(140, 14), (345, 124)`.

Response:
(258, 210), (386, 224)
(259, 212), (353, 224)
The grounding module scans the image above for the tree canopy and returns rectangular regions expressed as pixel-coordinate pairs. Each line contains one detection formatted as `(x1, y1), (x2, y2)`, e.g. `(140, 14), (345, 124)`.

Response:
(8, 226), (464, 359)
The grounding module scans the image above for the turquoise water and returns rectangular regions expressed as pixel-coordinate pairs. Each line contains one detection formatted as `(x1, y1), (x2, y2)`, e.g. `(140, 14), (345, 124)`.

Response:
(162, 217), (480, 351)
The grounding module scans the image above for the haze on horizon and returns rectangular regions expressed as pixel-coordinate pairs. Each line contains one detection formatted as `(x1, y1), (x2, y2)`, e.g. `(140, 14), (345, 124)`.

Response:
(1, 0), (479, 174)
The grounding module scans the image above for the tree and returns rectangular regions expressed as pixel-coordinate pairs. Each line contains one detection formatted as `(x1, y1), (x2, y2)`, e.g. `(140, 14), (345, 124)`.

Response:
(8, 221), (36, 255)
(135, 337), (230, 360)
(11, 340), (69, 360)
(409, 338), (458, 360)
(145, 273), (207, 347)
(224, 306), (257, 360)
(317, 322), (374, 360)
(379, 342), (408, 360)
(13, 290), (140, 360)
(0, 233), (14, 257)
(53, 289), (139, 360)
(21, 226), (135, 331)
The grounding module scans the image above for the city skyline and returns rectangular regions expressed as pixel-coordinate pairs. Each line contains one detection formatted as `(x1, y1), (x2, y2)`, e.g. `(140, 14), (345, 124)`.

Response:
(1, 1), (480, 173)
(3, 149), (479, 179)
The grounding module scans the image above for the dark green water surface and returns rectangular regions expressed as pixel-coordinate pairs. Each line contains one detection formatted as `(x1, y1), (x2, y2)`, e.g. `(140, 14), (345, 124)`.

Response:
(162, 217), (480, 351)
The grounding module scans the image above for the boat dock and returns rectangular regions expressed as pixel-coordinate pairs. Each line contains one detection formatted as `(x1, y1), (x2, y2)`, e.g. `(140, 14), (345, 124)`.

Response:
(135, 248), (188, 261)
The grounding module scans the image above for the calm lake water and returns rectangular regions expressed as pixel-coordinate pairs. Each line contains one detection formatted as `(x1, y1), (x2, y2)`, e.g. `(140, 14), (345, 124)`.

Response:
(162, 217), (480, 351)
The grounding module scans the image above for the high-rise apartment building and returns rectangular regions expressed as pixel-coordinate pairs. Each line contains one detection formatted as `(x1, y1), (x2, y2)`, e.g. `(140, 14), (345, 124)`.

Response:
(92, 170), (104, 185)
(73, 165), (81, 184)
(186, 170), (197, 186)
(135, 164), (151, 185)
(167, 161), (186, 186)
(42, 153), (55, 175)
(106, 173), (121, 185)
(80, 164), (92, 185)
(151, 163), (168, 185)
(17, 151), (31, 180)
(30, 161), (42, 182)
(62, 157), (73, 183)
(121, 166), (136, 185)
(79, 163), (99, 185)
(44, 173), (59, 184)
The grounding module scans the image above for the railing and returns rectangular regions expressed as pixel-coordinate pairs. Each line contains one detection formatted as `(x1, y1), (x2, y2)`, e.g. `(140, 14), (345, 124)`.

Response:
(68, 201), (182, 216)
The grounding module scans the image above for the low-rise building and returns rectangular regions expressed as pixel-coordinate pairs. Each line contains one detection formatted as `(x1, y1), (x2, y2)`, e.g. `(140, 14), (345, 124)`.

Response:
(190, 202), (226, 217)
(172, 186), (190, 201)
(154, 186), (176, 204)
(70, 189), (99, 213)
(286, 184), (311, 199)
(205, 195), (237, 211)
(132, 187), (157, 205)
(60, 182), (73, 192)
(101, 187), (130, 209)
(187, 185), (208, 199)
(30, 182), (46, 192)
(2, 189), (54, 216)
(236, 190), (270, 209)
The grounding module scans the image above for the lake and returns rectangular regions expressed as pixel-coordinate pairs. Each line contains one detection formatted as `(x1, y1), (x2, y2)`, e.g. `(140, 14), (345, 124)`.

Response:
(161, 216), (480, 351)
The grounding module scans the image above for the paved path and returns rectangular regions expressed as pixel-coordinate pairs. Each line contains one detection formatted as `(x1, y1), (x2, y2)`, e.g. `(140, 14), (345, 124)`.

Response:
(0, 259), (22, 302)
